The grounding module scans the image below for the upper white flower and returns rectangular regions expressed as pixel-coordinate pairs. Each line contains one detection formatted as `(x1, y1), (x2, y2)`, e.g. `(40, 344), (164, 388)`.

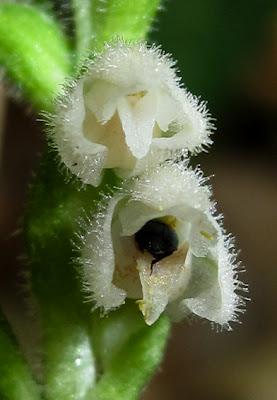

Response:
(80, 162), (244, 327)
(52, 41), (213, 186)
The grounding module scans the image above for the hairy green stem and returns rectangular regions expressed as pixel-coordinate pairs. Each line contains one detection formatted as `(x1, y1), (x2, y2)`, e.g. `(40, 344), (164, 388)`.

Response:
(24, 151), (120, 400)
(92, 0), (161, 49)
(88, 302), (170, 400)
(24, 150), (170, 400)
(90, 317), (169, 400)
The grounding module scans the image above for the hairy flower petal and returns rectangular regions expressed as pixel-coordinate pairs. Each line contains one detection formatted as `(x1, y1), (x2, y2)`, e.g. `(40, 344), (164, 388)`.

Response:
(82, 196), (126, 310)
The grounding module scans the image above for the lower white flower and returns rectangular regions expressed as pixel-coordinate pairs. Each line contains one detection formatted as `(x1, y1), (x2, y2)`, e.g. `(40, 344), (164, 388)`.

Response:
(51, 41), (213, 186)
(81, 162), (244, 327)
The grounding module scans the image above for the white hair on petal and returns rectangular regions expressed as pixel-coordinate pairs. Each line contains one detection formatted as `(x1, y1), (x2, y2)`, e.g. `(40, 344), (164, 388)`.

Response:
(79, 192), (127, 311)
(130, 159), (213, 213)
(214, 230), (248, 329)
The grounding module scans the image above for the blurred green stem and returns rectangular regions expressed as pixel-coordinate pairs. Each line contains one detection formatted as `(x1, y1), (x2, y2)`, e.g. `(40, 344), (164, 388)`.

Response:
(0, 3), (72, 111)
(92, 0), (161, 49)
(24, 152), (122, 399)
(72, 0), (93, 62)
(88, 302), (170, 400)
(0, 310), (40, 400)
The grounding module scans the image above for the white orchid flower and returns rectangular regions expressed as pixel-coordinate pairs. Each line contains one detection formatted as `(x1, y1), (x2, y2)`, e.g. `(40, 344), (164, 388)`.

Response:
(51, 41), (213, 186)
(80, 162), (244, 328)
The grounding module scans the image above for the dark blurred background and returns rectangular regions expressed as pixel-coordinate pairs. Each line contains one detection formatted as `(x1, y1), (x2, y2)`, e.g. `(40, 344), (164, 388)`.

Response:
(0, 1), (276, 399)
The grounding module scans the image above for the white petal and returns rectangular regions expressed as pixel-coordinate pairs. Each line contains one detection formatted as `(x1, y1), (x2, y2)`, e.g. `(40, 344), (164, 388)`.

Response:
(88, 41), (178, 96)
(156, 91), (179, 132)
(83, 111), (136, 170)
(60, 136), (107, 186)
(54, 81), (107, 186)
(214, 237), (241, 325)
(112, 219), (142, 299)
(153, 86), (213, 153)
(118, 201), (166, 237)
(176, 89), (213, 152)
(81, 196), (126, 310)
(84, 79), (119, 123)
(117, 91), (156, 159)
(183, 227), (240, 326)
(152, 131), (190, 151)
(189, 213), (218, 257)
(115, 146), (173, 180)
(137, 245), (190, 325)
(65, 79), (86, 129)
(183, 254), (221, 322)
(132, 163), (211, 212)
(118, 199), (198, 241)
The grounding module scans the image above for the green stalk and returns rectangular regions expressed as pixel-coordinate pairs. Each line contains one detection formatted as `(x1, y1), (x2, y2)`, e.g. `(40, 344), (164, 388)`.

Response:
(90, 317), (169, 400)
(0, 4), (72, 110)
(0, 311), (40, 400)
(88, 302), (170, 400)
(72, 0), (93, 62)
(25, 151), (170, 400)
(19, 1), (167, 398)
(72, 0), (161, 60)
(91, 0), (161, 49)
(24, 151), (120, 400)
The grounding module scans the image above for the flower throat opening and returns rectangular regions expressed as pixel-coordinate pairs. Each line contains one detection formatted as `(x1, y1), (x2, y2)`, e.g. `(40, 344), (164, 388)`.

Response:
(134, 219), (179, 270)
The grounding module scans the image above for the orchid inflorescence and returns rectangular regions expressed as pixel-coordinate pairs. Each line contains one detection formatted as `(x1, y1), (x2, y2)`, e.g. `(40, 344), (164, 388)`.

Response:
(51, 40), (245, 329)
(0, 2), (251, 399)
